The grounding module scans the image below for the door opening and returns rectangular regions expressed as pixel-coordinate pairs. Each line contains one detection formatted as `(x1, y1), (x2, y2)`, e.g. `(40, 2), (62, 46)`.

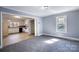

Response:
(2, 12), (36, 47)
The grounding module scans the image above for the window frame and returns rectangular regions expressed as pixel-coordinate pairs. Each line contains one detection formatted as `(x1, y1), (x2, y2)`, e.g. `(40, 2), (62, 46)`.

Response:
(56, 16), (67, 33)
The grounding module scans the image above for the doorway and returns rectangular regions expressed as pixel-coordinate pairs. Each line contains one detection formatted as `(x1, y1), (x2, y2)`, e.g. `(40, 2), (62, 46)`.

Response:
(2, 12), (36, 47)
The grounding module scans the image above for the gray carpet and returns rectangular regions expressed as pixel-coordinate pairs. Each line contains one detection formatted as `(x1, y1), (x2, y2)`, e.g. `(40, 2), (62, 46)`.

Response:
(0, 35), (79, 52)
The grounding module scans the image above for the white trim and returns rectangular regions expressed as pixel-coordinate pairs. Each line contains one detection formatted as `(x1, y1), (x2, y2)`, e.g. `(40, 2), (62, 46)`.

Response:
(43, 33), (79, 41)
(0, 12), (3, 48)
(34, 18), (37, 36)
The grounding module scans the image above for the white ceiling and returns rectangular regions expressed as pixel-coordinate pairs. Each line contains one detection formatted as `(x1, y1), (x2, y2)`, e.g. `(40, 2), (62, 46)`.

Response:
(3, 6), (79, 17)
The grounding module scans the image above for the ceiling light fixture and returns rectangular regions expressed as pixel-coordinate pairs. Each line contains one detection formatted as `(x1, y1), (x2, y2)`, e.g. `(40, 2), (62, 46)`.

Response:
(41, 6), (49, 9)
(44, 6), (48, 9)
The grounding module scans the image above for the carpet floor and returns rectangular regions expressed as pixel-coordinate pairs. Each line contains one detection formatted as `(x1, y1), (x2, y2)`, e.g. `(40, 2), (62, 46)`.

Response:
(0, 35), (79, 52)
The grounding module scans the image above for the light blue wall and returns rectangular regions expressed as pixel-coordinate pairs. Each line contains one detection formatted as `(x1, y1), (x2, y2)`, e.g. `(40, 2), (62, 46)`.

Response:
(42, 10), (79, 39)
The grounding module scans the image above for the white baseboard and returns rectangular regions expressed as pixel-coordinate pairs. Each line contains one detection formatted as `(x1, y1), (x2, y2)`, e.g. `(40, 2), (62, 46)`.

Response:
(43, 33), (79, 41)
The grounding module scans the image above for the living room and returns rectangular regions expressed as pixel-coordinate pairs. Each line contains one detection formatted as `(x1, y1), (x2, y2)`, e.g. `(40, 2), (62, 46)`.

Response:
(0, 6), (79, 52)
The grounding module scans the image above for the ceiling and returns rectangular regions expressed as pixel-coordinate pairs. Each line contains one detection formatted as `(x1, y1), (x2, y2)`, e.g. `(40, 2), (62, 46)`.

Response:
(3, 13), (33, 20)
(3, 6), (79, 17)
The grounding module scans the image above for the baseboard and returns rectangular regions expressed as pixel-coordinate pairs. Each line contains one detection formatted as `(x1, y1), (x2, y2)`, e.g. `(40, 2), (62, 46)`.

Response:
(43, 33), (79, 41)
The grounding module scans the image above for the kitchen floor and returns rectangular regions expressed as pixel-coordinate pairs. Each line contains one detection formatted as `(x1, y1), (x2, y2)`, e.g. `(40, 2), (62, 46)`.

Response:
(3, 33), (34, 47)
(0, 35), (79, 52)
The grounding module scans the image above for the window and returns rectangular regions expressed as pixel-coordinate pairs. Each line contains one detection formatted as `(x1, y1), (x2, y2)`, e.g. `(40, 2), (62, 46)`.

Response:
(56, 16), (67, 33)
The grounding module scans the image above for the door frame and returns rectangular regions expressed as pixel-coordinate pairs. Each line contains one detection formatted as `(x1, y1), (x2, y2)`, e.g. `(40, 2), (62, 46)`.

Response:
(0, 12), (3, 48)
(1, 11), (37, 48)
